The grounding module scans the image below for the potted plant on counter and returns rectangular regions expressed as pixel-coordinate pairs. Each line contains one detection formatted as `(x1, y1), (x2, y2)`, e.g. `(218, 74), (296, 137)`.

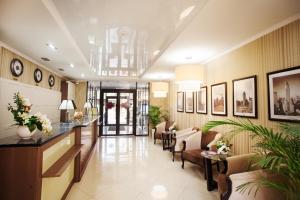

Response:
(8, 92), (52, 139)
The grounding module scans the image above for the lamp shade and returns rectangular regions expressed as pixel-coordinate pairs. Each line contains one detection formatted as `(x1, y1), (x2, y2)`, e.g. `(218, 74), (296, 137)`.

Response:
(151, 82), (169, 98)
(84, 102), (92, 108)
(59, 100), (77, 110)
(175, 65), (204, 91)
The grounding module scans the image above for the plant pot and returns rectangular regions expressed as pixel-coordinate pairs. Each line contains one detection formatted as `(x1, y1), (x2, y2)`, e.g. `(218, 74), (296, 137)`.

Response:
(17, 126), (37, 139)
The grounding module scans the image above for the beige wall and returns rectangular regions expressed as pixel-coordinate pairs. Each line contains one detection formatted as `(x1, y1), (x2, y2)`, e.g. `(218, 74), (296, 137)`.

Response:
(150, 83), (169, 113)
(0, 47), (62, 138)
(169, 19), (300, 155)
(75, 82), (87, 112)
(0, 47), (61, 91)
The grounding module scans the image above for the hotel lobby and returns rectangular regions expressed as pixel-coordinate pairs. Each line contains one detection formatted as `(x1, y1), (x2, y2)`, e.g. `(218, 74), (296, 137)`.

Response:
(0, 0), (300, 200)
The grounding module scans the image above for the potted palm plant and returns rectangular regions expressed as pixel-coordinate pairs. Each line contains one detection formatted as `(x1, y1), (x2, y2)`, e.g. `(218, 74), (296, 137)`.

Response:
(203, 119), (300, 199)
(149, 105), (161, 130)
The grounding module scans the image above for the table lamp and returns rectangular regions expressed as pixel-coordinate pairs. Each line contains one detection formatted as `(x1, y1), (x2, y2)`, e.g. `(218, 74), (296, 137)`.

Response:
(83, 101), (92, 115)
(59, 100), (77, 122)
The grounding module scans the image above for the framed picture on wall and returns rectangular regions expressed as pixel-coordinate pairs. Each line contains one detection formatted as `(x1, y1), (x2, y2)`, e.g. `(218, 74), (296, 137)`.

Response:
(177, 92), (184, 112)
(233, 75), (257, 118)
(196, 86), (207, 114)
(267, 66), (300, 122)
(211, 82), (227, 116)
(185, 92), (194, 113)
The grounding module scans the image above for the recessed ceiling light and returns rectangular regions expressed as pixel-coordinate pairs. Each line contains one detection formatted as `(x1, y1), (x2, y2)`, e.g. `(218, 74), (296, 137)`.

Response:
(41, 57), (50, 61)
(153, 50), (160, 56)
(185, 56), (193, 60)
(179, 5), (195, 20)
(46, 43), (57, 51)
(70, 63), (74, 68)
(88, 35), (95, 44)
(58, 68), (64, 71)
(81, 73), (85, 77)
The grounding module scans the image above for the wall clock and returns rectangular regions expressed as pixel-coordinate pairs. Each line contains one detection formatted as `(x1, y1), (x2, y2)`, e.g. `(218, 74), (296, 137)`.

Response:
(48, 75), (55, 87)
(10, 58), (24, 77)
(34, 68), (43, 83)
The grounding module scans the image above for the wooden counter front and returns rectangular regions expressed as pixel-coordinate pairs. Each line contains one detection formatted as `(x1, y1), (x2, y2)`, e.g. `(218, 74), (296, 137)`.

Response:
(0, 116), (99, 200)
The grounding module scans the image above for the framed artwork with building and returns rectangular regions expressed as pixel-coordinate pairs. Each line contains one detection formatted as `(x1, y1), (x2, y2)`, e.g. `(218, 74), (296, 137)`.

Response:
(177, 92), (184, 112)
(211, 82), (227, 116)
(233, 76), (257, 118)
(196, 86), (207, 114)
(185, 92), (194, 113)
(267, 66), (300, 122)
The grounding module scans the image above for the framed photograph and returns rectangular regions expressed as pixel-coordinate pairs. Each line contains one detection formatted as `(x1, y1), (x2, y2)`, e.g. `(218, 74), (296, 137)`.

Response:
(196, 86), (207, 114)
(185, 92), (194, 113)
(267, 66), (300, 122)
(177, 92), (184, 112)
(233, 76), (257, 118)
(211, 82), (227, 116)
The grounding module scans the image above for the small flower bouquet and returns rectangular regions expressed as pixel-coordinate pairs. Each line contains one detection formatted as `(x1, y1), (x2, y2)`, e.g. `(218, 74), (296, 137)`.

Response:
(8, 92), (52, 139)
(216, 139), (231, 154)
(106, 102), (115, 109)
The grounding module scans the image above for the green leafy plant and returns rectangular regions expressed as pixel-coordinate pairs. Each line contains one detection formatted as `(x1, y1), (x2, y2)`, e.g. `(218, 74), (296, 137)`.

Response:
(149, 105), (161, 128)
(203, 119), (300, 200)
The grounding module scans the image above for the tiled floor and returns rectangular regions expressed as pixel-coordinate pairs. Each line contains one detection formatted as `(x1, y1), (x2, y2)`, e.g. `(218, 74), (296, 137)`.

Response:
(66, 136), (218, 200)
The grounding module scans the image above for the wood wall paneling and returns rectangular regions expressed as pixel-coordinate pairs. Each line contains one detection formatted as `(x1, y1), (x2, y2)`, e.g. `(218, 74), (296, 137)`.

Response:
(169, 19), (300, 155)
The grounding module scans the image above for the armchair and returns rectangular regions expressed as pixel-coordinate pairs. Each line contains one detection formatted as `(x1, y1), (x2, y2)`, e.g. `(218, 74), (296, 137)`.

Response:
(181, 131), (221, 169)
(217, 153), (285, 200)
(170, 127), (199, 161)
(153, 121), (175, 144)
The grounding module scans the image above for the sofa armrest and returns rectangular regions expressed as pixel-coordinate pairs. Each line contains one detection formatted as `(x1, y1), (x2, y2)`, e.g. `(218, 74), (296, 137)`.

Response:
(226, 153), (256, 176)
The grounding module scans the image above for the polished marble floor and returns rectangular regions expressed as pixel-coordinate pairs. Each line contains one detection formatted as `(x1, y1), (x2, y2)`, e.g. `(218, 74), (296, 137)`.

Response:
(66, 136), (218, 200)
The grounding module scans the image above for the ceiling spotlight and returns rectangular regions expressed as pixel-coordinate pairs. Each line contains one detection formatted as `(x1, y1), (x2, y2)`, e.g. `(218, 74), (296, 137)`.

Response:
(58, 68), (64, 71)
(179, 5), (195, 20)
(81, 73), (85, 77)
(185, 56), (193, 60)
(70, 63), (74, 68)
(88, 35), (95, 44)
(153, 50), (160, 56)
(46, 43), (57, 51)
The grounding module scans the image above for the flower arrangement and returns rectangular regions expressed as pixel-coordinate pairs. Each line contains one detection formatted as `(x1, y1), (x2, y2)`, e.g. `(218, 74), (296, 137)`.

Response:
(120, 102), (129, 109)
(7, 92), (52, 134)
(106, 102), (115, 109)
(216, 139), (231, 154)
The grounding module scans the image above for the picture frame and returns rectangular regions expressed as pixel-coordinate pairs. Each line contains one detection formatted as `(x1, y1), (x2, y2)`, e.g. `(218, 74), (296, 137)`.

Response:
(267, 66), (300, 122)
(185, 92), (194, 113)
(177, 92), (184, 112)
(196, 86), (207, 114)
(233, 75), (257, 118)
(211, 82), (227, 116)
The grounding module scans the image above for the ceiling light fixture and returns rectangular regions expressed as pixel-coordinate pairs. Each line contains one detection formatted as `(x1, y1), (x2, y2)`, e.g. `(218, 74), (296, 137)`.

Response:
(46, 43), (57, 51)
(179, 5), (195, 20)
(151, 82), (169, 98)
(81, 73), (85, 78)
(70, 63), (74, 68)
(153, 50), (160, 56)
(185, 56), (193, 60)
(175, 65), (204, 91)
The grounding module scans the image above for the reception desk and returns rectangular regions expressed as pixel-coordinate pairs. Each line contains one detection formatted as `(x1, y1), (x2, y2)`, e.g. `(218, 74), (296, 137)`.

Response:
(0, 115), (99, 200)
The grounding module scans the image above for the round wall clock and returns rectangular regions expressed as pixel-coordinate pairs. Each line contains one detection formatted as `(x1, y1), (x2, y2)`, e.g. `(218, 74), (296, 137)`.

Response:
(34, 68), (43, 83)
(10, 58), (24, 77)
(48, 75), (55, 87)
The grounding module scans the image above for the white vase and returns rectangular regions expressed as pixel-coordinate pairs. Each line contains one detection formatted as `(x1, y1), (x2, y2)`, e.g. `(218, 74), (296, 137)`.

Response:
(17, 126), (37, 139)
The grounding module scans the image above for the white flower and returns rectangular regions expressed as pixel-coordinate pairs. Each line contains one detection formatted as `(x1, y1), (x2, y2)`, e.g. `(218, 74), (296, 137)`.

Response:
(23, 98), (31, 107)
(35, 113), (52, 133)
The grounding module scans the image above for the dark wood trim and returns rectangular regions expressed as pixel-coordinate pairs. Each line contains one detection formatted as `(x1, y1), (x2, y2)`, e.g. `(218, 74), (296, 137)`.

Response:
(40, 130), (74, 151)
(211, 82), (228, 116)
(61, 179), (75, 200)
(42, 145), (82, 178)
(196, 86), (208, 114)
(232, 75), (258, 118)
(60, 81), (68, 122)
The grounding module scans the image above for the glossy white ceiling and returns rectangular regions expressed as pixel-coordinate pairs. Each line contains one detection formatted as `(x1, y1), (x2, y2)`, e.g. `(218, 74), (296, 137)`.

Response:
(0, 0), (300, 81)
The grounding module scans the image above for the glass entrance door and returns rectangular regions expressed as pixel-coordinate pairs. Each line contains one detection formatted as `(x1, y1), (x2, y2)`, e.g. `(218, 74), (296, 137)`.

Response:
(100, 89), (136, 136)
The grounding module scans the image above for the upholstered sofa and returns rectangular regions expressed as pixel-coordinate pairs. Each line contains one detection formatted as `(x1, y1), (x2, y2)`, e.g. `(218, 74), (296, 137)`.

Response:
(153, 121), (176, 144)
(170, 127), (199, 161)
(181, 131), (222, 169)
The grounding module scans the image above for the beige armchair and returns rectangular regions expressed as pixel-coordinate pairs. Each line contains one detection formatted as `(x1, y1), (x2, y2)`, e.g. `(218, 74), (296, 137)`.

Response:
(153, 121), (175, 144)
(217, 153), (285, 200)
(170, 127), (199, 161)
(181, 131), (221, 169)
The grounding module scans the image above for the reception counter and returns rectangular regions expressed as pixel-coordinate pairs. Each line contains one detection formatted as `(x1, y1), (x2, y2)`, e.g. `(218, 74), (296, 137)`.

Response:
(0, 115), (99, 200)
